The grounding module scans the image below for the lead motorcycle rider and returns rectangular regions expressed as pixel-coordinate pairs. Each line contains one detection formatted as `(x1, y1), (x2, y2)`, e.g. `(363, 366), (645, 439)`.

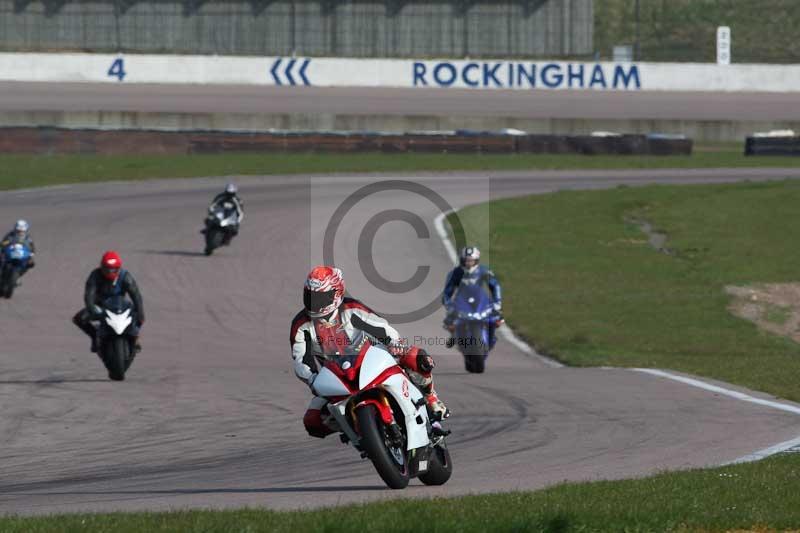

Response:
(290, 266), (449, 438)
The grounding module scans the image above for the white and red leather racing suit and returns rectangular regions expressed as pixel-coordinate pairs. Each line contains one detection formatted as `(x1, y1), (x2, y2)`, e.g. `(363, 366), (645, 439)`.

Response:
(290, 297), (444, 438)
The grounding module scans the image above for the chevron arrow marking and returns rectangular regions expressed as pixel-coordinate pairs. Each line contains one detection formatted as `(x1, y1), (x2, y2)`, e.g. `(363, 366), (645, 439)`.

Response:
(270, 58), (283, 85)
(284, 58), (297, 85)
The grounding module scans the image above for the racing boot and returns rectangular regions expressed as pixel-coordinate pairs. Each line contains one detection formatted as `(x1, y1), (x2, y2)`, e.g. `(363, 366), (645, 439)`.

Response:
(444, 324), (456, 349)
(72, 311), (98, 352)
(320, 407), (341, 433)
(303, 408), (337, 439)
(443, 313), (456, 348)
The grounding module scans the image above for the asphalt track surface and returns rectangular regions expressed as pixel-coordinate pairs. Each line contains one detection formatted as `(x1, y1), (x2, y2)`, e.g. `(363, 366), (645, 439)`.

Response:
(4, 81), (800, 120)
(3, 168), (800, 516)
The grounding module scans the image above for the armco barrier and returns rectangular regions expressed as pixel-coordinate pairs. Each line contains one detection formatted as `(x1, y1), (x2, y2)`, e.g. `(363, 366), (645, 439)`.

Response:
(744, 136), (800, 156)
(0, 127), (692, 156)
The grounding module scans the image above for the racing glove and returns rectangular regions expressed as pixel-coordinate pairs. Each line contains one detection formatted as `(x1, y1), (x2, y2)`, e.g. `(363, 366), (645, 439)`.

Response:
(397, 346), (435, 375)
(415, 348), (435, 373)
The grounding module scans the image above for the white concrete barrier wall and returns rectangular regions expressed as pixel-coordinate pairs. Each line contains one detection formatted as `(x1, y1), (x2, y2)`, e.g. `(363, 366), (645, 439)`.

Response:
(1, 52), (799, 92)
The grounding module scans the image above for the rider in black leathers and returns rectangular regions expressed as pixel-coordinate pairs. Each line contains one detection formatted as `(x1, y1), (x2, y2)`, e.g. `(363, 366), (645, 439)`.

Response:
(205, 183), (244, 244)
(72, 251), (145, 354)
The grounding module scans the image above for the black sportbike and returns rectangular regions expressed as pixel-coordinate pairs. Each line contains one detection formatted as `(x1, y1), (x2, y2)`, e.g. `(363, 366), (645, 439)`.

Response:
(203, 202), (240, 256)
(93, 295), (139, 381)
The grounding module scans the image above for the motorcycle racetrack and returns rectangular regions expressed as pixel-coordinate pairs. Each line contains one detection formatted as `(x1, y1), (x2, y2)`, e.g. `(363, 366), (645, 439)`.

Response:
(2, 169), (800, 515)
(3, 82), (800, 121)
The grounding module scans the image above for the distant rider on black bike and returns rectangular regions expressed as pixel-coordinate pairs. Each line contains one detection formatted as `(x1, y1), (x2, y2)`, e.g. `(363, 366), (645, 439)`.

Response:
(204, 183), (244, 244)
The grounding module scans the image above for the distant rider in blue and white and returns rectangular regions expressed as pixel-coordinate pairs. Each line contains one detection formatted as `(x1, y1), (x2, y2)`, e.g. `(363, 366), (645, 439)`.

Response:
(442, 246), (503, 347)
(0, 219), (36, 281)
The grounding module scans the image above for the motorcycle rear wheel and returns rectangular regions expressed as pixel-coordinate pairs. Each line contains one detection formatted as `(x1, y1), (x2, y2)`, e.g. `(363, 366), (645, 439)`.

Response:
(356, 404), (409, 489)
(418, 441), (453, 486)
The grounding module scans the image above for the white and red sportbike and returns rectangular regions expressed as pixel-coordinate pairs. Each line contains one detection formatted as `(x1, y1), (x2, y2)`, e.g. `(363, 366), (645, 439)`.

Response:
(313, 341), (453, 489)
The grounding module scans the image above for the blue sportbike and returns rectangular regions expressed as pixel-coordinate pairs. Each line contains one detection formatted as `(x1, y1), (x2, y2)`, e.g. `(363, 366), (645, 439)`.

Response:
(1, 242), (32, 298)
(448, 282), (500, 373)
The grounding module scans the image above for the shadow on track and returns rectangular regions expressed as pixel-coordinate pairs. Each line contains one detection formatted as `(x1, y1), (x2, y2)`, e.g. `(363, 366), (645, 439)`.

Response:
(141, 249), (207, 257)
(0, 379), (108, 385)
(10, 485), (388, 496)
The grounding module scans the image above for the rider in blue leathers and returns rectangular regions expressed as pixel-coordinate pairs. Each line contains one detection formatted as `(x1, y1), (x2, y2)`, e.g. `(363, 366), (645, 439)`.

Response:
(442, 246), (503, 348)
(0, 220), (36, 281)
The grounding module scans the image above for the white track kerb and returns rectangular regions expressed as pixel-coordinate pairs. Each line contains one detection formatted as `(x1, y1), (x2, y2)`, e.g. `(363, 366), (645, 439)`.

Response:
(634, 369), (800, 463)
(434, 208), (800, 464)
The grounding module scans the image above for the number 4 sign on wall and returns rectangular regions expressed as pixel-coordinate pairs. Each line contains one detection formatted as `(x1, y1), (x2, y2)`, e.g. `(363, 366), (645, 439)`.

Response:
(108, 58), (126, 81)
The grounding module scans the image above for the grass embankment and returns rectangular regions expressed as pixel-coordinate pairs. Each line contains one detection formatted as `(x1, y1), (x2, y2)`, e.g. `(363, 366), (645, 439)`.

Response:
(3, 453), (800, 532)
(595, 0), (800, 63)
(0, 146), (798, 191)
(454, 178), (800, 401)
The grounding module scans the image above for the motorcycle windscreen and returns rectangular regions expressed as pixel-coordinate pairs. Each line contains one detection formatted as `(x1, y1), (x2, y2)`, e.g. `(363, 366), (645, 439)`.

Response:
(313, 366), (351, 397)
(454, 282), (493, 316)
(103, 295), (133, 315)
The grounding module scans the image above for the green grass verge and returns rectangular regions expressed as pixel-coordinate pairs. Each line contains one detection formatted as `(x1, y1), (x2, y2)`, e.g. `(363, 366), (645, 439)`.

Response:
(3, 452), (800, 531)
(453, 178), (800, 402)
(1, 147), (799, 191)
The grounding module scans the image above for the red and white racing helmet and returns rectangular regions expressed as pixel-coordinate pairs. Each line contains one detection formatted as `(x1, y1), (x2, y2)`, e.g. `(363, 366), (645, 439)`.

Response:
(303, 265), (345, 318)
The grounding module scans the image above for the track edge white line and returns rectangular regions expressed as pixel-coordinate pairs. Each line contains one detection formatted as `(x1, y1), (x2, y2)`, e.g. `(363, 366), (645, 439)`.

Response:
(633, 368), (800, 464)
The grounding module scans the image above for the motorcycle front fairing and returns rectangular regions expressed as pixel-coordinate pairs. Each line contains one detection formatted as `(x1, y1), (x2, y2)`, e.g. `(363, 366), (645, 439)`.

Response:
(358, 346), (430, 451)
(99, 296), (137, 337)
(319, 344), (431, 452)
(212, 203), (239, 228)
(2, 243), (31, 270)
(453, 283), (497, 348)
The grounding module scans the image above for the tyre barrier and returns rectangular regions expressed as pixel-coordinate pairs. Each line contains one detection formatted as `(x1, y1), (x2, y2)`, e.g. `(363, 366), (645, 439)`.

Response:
(0, 127), (693, 156)
(745, 135), (800, 156)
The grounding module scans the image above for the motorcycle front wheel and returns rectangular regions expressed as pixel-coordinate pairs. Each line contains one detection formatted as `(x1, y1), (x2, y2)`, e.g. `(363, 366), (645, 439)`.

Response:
(2, 269), (19, 298)
(205, 228), (223, 255)
(104, 336), (129, 381)
(356, 404), (409, 489)
(462, 322), (486, 374)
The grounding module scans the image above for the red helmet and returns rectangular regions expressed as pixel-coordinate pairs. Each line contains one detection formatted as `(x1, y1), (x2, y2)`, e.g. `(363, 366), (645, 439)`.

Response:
(100, 250), (123, 281)
(303, 266), (345, 318)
